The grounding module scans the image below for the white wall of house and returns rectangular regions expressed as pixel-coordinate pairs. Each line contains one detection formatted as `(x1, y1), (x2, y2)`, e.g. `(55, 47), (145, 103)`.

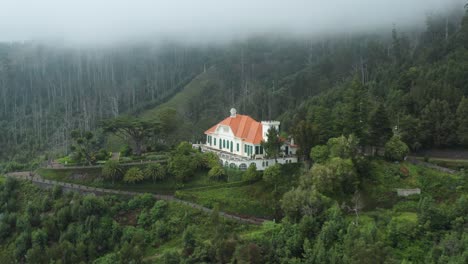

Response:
(205, 125), (256, 158)
(219, 156), (298, 171)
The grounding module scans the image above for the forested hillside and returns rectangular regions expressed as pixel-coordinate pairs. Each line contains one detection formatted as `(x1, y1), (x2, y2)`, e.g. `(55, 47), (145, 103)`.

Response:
(0, 43), (208, 161)
(1, 7), (467, 164)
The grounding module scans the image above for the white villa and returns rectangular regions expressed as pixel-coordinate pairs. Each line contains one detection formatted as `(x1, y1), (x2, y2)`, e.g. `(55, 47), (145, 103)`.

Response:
(196, 108), (298, 170)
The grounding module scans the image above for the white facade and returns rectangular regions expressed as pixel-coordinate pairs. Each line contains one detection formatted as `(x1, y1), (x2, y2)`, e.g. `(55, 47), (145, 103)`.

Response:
(202, 108), (298, 171)
(205, 125), (263, 159)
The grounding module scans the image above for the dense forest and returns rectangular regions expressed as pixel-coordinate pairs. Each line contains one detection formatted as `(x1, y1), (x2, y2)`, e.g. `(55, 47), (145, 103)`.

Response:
(2, 7), (467, 165)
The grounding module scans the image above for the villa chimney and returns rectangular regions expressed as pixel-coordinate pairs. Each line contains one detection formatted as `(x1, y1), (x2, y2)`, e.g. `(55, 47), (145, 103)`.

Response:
(230, 108), (237, 118)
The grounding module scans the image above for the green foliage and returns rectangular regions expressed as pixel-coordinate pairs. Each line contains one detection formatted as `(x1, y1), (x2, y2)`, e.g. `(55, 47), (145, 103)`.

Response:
(70, 130), (101, 165)
(304, 158), (357, 196)
(420, 99), (456, 147)
(123, 167), (144, 184)
(342, 78), (369, 141)
(168, 142), (202, 182)
(291, 120), (319, 159)
(144, 163), (166, 183)
(456, 96), (468, 146)
(120, 145), (133, 157)
(327, 135), (359, 160)
(202, 152), (220, 169)
(281, 187), (332, 221)
(183, 225), (197, 256)
(101, 160), (123, 184)
(261, 127), (281, 159)
(384, 135), (410, 162)
(243, 164), (261, 182)
(102, 116), (161, 156)
(367, 104), (393, 148)
(262, 164), (282, 193)
(208, 166), (227, 182)
(310, 145), (329, 163)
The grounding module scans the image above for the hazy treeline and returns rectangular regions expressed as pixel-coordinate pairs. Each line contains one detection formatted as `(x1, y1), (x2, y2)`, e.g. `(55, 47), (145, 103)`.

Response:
(0, 43), (208, 161)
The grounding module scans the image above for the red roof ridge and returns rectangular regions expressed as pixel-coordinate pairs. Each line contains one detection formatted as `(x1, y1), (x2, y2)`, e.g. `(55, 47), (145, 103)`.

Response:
(205, 114), (263, 144)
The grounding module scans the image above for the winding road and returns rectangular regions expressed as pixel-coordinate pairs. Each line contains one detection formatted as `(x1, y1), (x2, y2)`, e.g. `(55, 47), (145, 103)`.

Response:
(5, 172), (266, 225)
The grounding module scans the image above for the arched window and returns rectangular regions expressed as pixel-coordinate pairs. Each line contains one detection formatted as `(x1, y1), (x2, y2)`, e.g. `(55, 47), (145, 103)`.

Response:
(230, 163), (237, 168)
(239, 163), (247, 170)
(224, 161), (229, 167)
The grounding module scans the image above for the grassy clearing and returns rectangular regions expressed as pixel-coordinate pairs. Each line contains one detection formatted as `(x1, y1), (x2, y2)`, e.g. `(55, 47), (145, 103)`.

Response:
(176, 181), (276, 218)
(140, 68), (218, 120)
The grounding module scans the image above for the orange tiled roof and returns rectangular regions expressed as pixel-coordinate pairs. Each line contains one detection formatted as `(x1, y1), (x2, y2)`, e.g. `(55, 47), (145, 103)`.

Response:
(205, 114), (263, 144)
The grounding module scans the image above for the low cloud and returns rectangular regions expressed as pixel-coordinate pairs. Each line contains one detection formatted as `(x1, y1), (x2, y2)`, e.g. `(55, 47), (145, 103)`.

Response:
(0, 0), (465, 45)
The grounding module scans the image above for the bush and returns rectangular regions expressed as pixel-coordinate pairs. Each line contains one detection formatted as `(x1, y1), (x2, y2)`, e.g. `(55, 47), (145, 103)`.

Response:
(385, 135), (409, 162)
(128, 194), (155, 209)
(243, 164), (261, 182)
(208, 166), (227, 182)
(310, 145), (329, 163)
(95, 149), (110, 161)
(120, 145), (132, 157)
(144, 154), (167, 161)
(120, 157), (132, 163)
(144, 163), (166, 183)
(123, 167), (145, 184)
(102, 160), (123, 184)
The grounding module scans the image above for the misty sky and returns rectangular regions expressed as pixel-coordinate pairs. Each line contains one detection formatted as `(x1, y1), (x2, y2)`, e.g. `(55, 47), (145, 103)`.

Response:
(0, 0), (466, 45)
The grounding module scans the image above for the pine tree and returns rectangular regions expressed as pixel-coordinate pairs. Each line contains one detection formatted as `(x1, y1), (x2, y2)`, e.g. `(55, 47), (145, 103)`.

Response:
(367, 104), (393, 154)
(456, 97), (468, 146)
(421, 99), (456, 147)
(291, 120), (318, 160)
(261, 127), (281, 161)
(343, 78), (369, 142)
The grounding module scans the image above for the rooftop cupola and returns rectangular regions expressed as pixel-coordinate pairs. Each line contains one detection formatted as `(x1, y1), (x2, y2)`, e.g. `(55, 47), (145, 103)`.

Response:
(230, 108), (237, 118)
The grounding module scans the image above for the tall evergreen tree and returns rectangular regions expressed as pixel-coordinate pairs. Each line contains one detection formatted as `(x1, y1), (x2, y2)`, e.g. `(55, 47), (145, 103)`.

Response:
(261, 127), (281, 161)
(367, 104), (393, 152)
(420, 99), (456, 147)
(343, 78), (369, 142)
(291, 121), (318, 160)
(456, 97), (468, 146)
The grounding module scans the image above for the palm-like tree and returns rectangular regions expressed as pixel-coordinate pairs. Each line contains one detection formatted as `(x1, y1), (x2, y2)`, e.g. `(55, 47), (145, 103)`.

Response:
(102, 160), (123, 185)
(145, 163), (166, 183)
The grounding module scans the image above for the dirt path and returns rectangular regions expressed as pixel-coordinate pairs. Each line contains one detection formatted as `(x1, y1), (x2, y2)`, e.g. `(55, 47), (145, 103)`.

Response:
(43, 160), (167, 170)
(412, 149), (468, 160)
(407, 156), (457, 174)
(5, 172), (266, 225)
